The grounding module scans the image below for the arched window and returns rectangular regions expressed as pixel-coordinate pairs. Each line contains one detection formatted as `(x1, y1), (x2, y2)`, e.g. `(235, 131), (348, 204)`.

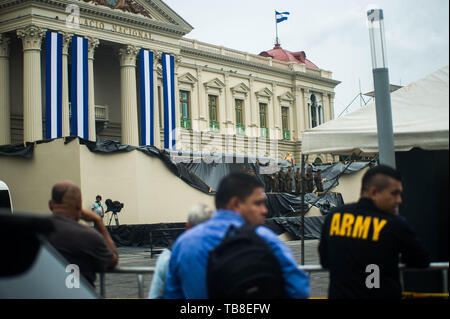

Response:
(309, 94), (324, 128)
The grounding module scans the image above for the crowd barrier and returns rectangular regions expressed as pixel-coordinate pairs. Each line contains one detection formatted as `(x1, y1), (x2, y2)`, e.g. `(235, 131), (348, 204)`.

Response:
(98, 262), (448, 299)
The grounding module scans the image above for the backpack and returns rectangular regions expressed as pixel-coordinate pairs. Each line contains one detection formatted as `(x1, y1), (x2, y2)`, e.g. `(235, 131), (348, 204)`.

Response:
(207, 224), (286, 299)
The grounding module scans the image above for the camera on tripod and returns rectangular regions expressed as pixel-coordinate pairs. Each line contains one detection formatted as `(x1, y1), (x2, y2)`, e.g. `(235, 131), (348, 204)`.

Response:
(105, 199), (124, 226)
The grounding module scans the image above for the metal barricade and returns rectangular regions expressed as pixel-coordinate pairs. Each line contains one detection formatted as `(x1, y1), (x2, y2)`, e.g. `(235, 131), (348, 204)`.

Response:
(99, 266), (155, 298)
(98, 262), (448, 299)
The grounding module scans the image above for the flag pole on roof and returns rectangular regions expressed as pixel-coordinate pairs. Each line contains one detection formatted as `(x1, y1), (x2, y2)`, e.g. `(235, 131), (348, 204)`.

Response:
(275, 10), (290, 46)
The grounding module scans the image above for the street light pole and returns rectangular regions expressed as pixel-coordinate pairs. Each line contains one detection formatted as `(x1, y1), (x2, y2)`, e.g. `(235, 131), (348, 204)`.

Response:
(367, 9), (396, 168)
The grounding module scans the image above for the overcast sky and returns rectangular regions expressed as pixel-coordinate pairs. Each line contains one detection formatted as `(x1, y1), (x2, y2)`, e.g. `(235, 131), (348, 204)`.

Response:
(163, 0), (449, 117)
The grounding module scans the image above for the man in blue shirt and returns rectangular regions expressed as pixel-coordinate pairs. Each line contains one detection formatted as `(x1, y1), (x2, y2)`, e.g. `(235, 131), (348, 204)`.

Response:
(164, 173), (310, 299)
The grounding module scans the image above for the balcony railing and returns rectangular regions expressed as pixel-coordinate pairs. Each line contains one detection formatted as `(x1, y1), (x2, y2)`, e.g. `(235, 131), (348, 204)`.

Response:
(180, 117), (192, 130)
(209, 121), (220, 131)
(236, 124), (245, 135)
(260, 127), (269, 138)
(283, 129), (291, 140)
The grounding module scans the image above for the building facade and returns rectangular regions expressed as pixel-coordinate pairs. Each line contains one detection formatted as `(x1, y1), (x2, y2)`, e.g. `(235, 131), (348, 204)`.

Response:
(0, 0), (340, 162)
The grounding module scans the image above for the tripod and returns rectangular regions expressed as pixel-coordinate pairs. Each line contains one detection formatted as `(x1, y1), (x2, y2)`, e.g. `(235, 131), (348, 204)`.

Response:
(108, 211), (120, 226)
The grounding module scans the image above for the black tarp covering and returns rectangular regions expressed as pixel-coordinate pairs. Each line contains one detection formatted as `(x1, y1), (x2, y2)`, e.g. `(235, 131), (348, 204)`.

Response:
(0, 138), (56, 158)
(107, 223), (186, 248)
(1, 137), (368, 218)
(265, 192), (344, 218)
(107, 216), (325, 248)
(265, 216), (325, 240)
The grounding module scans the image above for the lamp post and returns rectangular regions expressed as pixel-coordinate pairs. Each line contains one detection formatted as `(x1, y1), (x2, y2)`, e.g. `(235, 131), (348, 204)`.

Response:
(367, 8), (396, 168)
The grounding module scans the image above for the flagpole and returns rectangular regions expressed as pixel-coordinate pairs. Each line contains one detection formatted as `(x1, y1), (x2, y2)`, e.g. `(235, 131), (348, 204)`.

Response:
(275, 10), (279, 45)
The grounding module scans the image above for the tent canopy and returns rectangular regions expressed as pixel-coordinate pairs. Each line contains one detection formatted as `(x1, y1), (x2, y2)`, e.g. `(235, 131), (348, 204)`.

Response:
(302, 65), (449, 155)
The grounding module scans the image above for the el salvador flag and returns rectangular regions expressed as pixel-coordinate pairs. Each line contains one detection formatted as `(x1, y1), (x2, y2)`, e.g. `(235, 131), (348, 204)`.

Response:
(162, 53), (176, 150)
(276, 11), (290, 23)
(139, 49), (154, 146)
(70, 36), (89, 140)
(45, 31), (63, 139)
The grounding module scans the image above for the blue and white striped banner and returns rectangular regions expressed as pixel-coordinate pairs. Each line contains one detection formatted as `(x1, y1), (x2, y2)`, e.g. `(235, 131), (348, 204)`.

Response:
(162, 53), (176, 150)
(45, 32), (63, 139)
(70, 36), (89, 139)
(139, 49), (154, 146)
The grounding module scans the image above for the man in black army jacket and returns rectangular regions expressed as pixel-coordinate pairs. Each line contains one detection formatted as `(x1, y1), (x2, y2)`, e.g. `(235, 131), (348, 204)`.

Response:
(318, 165), (429, 299)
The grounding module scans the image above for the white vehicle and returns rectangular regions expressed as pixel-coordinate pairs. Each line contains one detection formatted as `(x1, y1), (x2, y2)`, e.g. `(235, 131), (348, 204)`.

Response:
(0, 180), (13, 213)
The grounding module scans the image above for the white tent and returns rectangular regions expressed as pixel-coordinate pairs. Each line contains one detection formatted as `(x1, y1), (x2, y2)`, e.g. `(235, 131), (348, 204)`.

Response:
(302, 65), (449, 155)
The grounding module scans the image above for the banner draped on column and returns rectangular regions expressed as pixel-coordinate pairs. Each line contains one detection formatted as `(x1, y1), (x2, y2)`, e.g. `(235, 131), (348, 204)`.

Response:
(45, 32), (62, 139)
(70, 36), (89, 139)
(162, 53), (176, 150)
(139, 49), (154, 146)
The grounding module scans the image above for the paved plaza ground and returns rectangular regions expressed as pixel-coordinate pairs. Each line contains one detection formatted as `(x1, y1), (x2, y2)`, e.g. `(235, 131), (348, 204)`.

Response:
(93, 239), (329, 299)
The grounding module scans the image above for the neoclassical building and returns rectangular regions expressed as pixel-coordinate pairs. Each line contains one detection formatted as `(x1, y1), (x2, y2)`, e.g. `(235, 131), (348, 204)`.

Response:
(0, 0), (340, 162)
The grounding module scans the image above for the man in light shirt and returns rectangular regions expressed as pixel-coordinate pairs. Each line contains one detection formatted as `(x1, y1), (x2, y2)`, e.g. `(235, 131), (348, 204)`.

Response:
(92, 195), (104, 219)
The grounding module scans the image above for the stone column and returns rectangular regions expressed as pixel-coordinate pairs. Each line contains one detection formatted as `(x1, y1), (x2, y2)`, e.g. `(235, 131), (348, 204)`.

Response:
(289, 105), (295, 141)
(87, 37), (99, 141)
(119, 45), (139, 146)
(303, 88), (311, 129)
(61, 33), (72, 137)
(270, 84), (279, 140)
(223, 73), (233, 132)
(293, 87), (303, 141)
(248, 77), (258, 138)
(329, 93), (335, 120)
(0, 35), (10, 145)
(17, 25), (46, 142)
(196, 67), (206, 131)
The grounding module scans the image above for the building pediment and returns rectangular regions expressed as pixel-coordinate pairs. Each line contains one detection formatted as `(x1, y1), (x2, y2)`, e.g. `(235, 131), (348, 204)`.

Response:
(278, 91), (295, 103)
(72, 0), (193, 36)
(255, 87), (273, 99)
(231, 83), (250, 95)
(204, 78), (225, 90)
(80, 0), (152, 18)
(178, 72), (197, 84)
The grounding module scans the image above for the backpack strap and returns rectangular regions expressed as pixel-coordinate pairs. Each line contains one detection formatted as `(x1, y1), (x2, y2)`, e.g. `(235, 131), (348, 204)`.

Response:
(224, 225), (237, 238)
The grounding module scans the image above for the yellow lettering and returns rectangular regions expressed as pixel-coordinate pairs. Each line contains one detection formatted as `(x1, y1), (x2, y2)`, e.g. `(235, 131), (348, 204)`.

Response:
(329, 213), (341, 237)
(352, 216), (371, 239)
(339, 213), (355, 237)
(372, 218), (387, 241)
(112, 25), (118, 32)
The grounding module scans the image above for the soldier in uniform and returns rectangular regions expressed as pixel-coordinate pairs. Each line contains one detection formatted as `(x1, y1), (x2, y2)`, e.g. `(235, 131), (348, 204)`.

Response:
(278, 167), (286, 193)
(305, 166), (314, 193)
(263, 174), (272, 192)
(314, 169), (324, 193)
(273, 171), (279, 193)
(294, 167), (302, 195)
(286, 166), (293, 193)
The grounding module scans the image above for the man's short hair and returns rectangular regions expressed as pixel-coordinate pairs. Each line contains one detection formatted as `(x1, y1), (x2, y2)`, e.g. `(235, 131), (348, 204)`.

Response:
(52, 184), (69, 204)
(187, 203), (213, 227)
(361, 164), (402, 194)
(96, 195), (102, 200)
(215, 173), (264, 209)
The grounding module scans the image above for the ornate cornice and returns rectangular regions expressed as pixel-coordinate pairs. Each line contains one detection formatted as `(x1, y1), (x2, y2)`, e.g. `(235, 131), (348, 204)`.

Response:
(0, 0), (189, 37)
(180, 46), (340, 87)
